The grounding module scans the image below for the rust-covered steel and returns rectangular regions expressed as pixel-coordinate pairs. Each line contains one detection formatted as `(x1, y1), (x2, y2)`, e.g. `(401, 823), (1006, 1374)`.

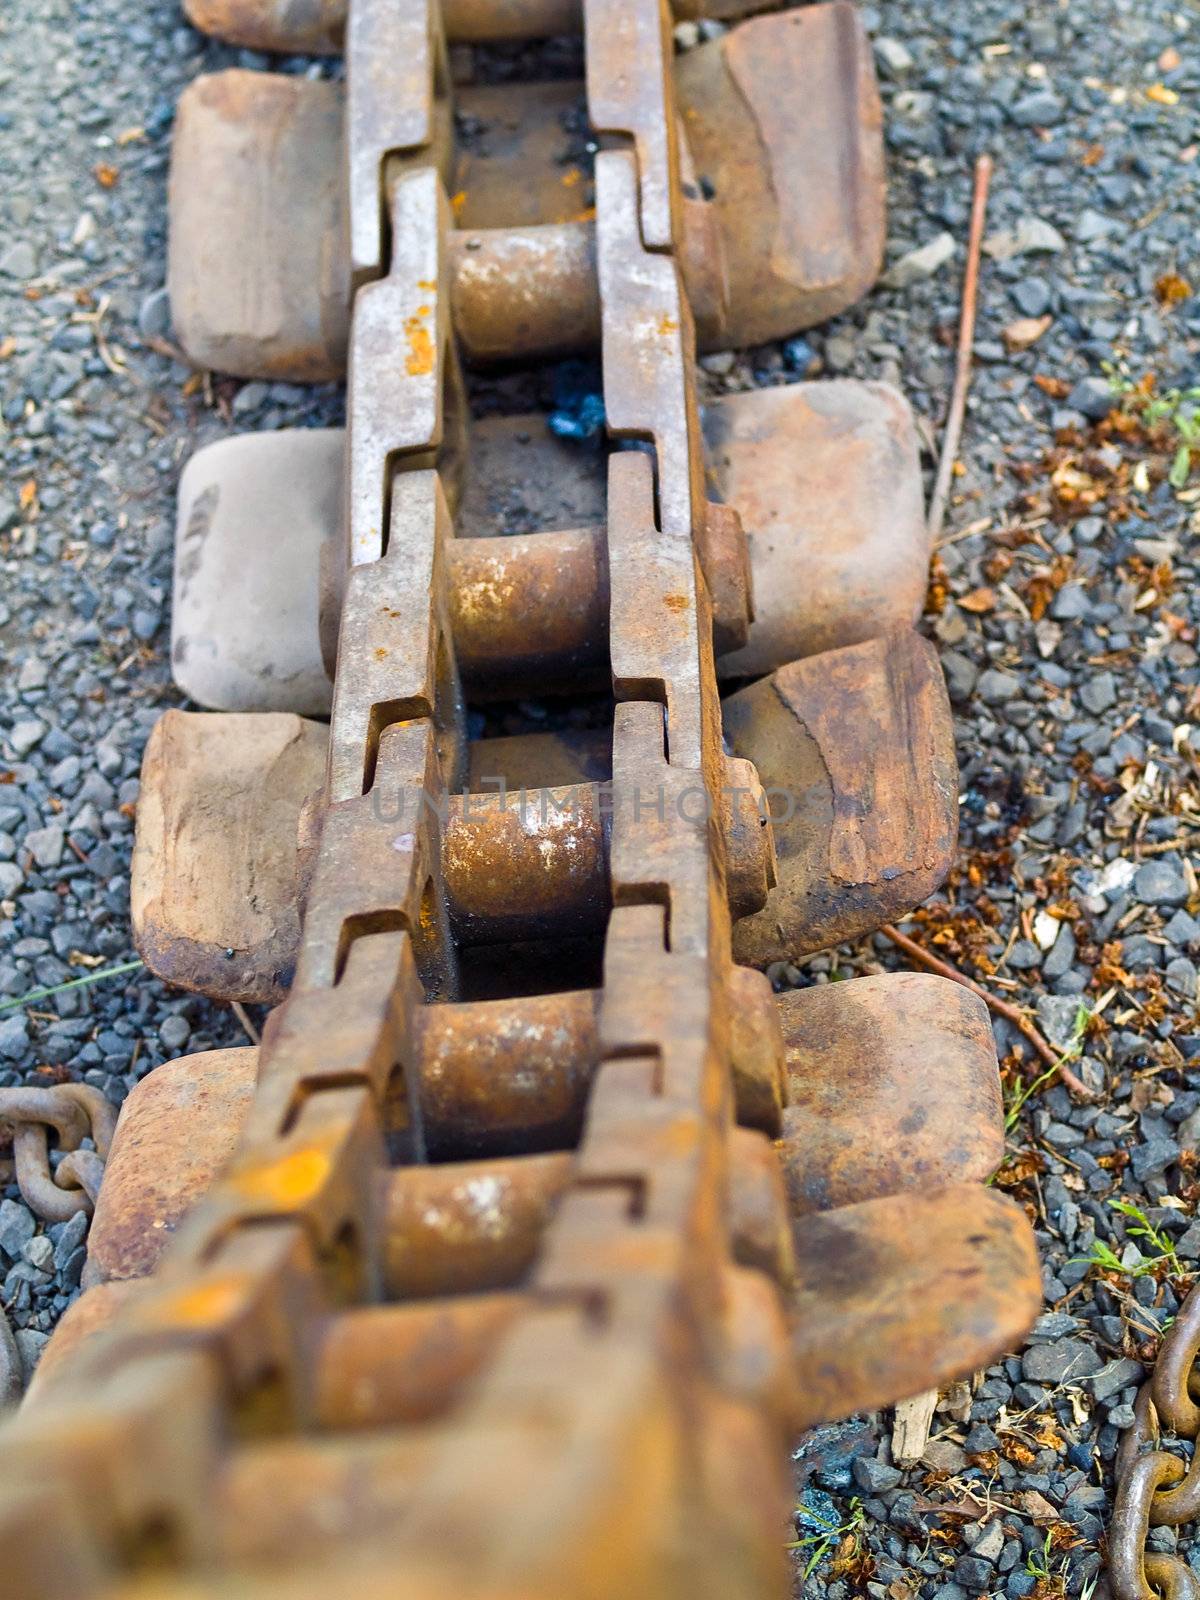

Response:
(0, 2), (1044, 1596)
(131, 709), (775, 1003)
(778, 973), (1005, 1216)
(168, 1), (884, 377)
(182, 0), (779, 52)
(723, 630), (960, 967)
(168, 380), (925, 718)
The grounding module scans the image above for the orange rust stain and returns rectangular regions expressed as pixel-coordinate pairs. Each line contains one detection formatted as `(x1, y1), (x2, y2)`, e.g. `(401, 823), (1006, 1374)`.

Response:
(663, 594), (688, 611)
(416, 278), (437, 292)
(561, 167), (582, 187)
(573, 206), (597, 224)
(374, 647), (389, 660)
(404, 315), (435, 377)
(232, 1148), (330, 1208)
(657, 314), (678, 337)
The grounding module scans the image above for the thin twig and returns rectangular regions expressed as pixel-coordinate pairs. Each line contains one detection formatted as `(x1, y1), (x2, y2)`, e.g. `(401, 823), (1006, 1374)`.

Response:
(879, 923), (1095, 1100)
(141, 333), (190, 366)
(231, 1001), (261, 1047)
(1135, 831), (1200, 857)
(927, 152), (993, 542)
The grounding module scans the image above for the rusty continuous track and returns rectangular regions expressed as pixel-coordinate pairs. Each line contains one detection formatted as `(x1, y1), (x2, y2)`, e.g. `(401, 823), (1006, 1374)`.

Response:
(0, 3), (1043, 1596)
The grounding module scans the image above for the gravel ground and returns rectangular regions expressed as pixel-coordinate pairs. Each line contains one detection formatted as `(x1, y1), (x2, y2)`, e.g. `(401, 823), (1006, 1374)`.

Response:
(1, 0), (1199, 1594)
(776, 3), (1200, 1597)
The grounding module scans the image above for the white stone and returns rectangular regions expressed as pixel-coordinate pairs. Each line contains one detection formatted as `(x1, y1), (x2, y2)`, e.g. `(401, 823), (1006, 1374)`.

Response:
(983, 216), (1068, 261)
(874, 36), (914, 75)
(881, 232), (956, 289)
(1096, 857), (1137, 897)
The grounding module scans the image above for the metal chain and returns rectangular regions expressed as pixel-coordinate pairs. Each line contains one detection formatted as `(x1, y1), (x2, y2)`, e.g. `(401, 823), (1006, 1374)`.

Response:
(0, 1), (793, 1593)
(0, 1083), (117, 1222)
(1110, 1285), (1200, 1600)
(0, 1083), (116, 1404)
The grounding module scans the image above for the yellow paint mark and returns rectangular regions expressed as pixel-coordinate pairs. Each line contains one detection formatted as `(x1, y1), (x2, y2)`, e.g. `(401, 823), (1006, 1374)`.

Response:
(404, 315), (435, 377)
(573, 206), (597, 224)
(450, 190), (467, 216)
(657, 314), (678, 336)
(232, 1147), (330, 1208)
(157, 1276), (246, 1330)
(374, 646), (389, 660)
(561, 167), (582, 187)
(416, 278), (437, 291)
(416, 304), (431, 318)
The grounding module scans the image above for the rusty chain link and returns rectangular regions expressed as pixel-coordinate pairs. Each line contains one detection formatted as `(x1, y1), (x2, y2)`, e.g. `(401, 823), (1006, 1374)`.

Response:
(0, 1083), (115, 1406)
(0, 1084), (117, 1222)
(1110, 1286), (1200, 1600)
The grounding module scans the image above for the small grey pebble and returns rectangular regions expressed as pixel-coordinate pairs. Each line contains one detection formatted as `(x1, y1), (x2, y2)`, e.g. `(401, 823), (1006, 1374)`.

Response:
(137, 285), (171, 340)
(1167, 957), (1198, 1001)
(1090, 1357), (1144, 1402)
(1035, 994), (1086, 1051)
(21, 1235), (53, 1271)
(0, 240), (38, 279)
(873, 36), (913, 76)
(1021, 1338), (1103, 1383)
(1079, 672), (1116, 714)
(7, 719), (46, 757)
(0, 1199), (37, 1259)
(1068, 376), (1118, 421)
(1130, 1138), (1178, 1183)
(1163, 910), (1200, 949)
(1028, 1311), (1078, 1342)
(1134, 861), (1189, 908)
(1012, 277), (1052, 318)
(955, 1553), (996, 1591)
(53, 1210), (89, 1269)
(24, 826), (64, 869)
(1050, 583), (1090, 620)
(824, 334), (857, 372)
(852, 1455), (903, 1494)
(1007, 939), (1043, 971)
(0, 1015), (30, 1063)
(942, 650), (978, 704)
(232, 381), (269, 416)
(977, 668), (1020, 705)
(159, 1014), (192, 1052)
(14, 1328), (49, 1379)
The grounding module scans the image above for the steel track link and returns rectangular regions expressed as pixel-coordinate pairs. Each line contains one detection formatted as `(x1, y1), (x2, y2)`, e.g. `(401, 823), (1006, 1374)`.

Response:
(0, 3), (1044, 1596)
